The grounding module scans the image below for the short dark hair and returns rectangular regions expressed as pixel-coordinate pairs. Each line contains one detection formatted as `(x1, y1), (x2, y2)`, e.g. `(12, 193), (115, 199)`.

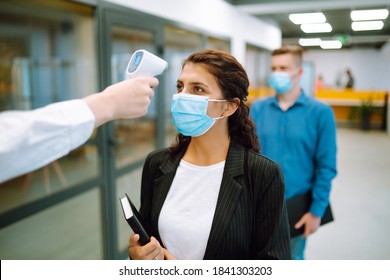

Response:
(272, 45), (303, 67)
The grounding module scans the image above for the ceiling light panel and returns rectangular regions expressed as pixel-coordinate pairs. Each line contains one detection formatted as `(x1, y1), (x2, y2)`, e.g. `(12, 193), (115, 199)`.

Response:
(289, 12), (326, 24)
(320, 40), (342, 49)
(301, 23), (332, 33)
(298, 38), (322, 46)
(351, 9), (389, 21)
(352, 21), (384, 31)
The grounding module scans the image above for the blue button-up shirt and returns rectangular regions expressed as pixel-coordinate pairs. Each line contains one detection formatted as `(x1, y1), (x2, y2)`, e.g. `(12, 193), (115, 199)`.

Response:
(250, 92), (337, 217)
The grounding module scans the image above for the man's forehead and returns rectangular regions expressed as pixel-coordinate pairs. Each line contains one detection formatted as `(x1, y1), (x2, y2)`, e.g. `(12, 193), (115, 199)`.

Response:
(272, 53), (293, 61)
(271, 53), (296, 66)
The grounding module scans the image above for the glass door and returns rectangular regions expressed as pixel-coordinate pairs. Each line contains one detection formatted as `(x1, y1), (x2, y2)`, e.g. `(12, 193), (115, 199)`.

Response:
(110, 26), (157, 169)
(97, 4), (165, 259)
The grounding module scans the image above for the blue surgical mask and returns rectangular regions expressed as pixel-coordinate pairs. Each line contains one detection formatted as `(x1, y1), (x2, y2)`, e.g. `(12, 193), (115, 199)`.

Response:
(171, 93), (225, 137)
(269, 72), (294, 94)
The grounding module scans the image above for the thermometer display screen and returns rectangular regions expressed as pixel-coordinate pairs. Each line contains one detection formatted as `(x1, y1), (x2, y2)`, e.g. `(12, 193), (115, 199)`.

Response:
(128, 52), (144, 73)
(133, 53), (142, 66)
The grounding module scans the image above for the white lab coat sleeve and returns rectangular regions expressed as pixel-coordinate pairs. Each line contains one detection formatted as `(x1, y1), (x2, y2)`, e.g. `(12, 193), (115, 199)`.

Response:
(0, 99), (95, 183)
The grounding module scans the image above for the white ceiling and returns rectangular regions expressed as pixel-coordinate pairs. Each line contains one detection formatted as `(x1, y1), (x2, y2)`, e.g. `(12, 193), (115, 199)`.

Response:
(227, 0), (390, 49)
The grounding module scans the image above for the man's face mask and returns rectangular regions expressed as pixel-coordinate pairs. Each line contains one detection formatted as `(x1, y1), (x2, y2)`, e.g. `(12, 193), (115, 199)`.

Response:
(171, 93), (226, 137)
(269, 71), (296, 94)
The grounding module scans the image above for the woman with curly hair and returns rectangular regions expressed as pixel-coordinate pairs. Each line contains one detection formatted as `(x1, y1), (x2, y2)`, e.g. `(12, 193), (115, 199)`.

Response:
(128, 49), (291, 260)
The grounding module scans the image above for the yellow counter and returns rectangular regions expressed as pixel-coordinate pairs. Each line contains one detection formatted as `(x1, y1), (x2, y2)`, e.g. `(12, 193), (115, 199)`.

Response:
(315, 89), (387, 126)
(248, 87), (388, 128)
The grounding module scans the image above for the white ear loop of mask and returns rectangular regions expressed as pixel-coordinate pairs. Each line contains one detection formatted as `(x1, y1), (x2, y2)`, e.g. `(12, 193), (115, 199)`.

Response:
(208, 98), (226, 120)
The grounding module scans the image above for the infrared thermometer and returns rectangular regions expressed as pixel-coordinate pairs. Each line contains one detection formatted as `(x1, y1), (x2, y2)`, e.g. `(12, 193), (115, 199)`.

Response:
(126, 49), (168, 78)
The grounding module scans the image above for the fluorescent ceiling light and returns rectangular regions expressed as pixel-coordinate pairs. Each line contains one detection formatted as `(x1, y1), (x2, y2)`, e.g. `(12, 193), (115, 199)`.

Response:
(351, 9), (389, 21)
(289, 12), (326, 24)
(299, 38), (322, 46)
(352, 21), (384, 31)
(301, 23), (332, 33)
(320, 40), (342, 49)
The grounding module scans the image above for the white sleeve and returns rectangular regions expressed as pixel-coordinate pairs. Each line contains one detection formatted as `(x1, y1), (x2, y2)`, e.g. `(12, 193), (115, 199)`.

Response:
(0, 99), (95, 183)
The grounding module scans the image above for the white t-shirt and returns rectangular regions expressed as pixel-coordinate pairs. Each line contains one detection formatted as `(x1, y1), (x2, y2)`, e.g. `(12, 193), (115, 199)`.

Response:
(158, 159), (225, 260)
(0, 100), (95, 183)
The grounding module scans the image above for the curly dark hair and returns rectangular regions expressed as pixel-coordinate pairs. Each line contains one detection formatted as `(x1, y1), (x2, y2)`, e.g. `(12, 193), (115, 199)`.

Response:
(170, 49), (260, 154)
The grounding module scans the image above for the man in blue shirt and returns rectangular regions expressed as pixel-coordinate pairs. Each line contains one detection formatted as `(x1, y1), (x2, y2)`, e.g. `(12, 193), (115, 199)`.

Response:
(250, 45), (337, 260)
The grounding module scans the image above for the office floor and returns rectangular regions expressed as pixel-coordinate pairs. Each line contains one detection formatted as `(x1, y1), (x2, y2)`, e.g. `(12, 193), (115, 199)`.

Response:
(306, 127), (390, 260)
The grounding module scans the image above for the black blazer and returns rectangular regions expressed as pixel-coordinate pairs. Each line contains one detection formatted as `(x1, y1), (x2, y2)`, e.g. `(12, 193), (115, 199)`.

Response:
(139, 143), (291, 260)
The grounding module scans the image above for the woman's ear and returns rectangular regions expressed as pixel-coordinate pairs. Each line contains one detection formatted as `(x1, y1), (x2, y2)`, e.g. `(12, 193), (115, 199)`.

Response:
(223, 97), (240, 117)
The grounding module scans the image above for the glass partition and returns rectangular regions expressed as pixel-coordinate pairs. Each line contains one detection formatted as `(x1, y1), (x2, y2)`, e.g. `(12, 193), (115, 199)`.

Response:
(0, 188), (103, 259)
(0, 0), (99, 212)
(0, 0), (104, 260)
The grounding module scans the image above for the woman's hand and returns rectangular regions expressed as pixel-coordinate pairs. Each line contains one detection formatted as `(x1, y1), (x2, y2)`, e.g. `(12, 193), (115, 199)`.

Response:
(128, 234), (164, 260)
(162, 248), (177, 260)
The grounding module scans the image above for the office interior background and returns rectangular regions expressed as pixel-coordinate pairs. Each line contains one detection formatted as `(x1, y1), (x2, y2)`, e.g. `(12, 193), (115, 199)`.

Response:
(0, 0), (389, 260)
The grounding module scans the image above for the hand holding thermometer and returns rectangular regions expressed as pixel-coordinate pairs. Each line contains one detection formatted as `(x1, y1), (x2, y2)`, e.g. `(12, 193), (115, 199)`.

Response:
(126, 49), (168, 78)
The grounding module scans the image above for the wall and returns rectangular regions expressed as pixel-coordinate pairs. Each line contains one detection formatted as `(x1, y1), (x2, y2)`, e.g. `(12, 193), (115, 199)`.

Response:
(304, 45), (390, 135)
(105, 0), (282, 63)
(303, 48), (389, 91)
